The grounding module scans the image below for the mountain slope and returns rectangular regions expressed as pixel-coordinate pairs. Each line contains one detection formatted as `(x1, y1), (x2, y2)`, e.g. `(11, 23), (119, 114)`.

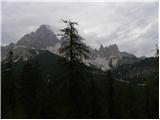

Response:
(1, 25), (60, 61)
(112, 57), (158, 83)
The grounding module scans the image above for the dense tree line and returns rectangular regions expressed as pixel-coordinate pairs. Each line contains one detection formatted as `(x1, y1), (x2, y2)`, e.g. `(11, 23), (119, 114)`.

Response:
(1, 53), (159, 119)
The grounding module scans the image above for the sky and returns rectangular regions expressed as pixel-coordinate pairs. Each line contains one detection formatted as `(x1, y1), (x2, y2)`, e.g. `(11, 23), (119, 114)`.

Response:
(1, 1), (159, 57)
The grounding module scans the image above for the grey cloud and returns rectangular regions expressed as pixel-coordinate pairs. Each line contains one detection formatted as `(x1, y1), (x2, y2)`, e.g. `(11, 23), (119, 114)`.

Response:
(1, 2), (158, 57)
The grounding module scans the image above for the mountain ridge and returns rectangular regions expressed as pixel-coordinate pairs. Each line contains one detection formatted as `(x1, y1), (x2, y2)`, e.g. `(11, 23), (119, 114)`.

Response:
(1, 24), (139, 70)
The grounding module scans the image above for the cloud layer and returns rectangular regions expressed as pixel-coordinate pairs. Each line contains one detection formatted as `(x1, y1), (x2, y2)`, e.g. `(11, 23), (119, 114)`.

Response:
(2, 2), (158, 57)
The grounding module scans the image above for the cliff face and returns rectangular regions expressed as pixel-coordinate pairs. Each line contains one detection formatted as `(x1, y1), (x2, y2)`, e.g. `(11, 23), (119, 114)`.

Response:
(87, 44), (137, 70)
(16, 25), (59, 49)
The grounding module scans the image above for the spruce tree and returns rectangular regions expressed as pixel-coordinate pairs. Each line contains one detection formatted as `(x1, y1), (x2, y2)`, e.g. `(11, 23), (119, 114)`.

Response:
(59, 20), (89, 63)
(58, 19), (90, 117)
(155, 44), (159, 58)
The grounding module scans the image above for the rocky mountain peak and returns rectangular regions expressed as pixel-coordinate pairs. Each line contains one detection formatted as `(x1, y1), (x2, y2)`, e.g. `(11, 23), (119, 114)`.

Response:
(97, 44), (120, 58)
(36, 24), (52, 33)
(99, 44), (119, 52)
(16, 24), (59, 49)
(100, 44), (104, 49)
(108, 44), (119, 51)
(88, 44), (138, 70)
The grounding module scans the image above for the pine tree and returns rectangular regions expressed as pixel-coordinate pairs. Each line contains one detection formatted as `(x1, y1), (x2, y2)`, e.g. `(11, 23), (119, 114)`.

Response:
(58, 19), (90, 117)
(154, 44), (159, 76)
(155, 44), (159, 58)
(59, 20), (90, 63)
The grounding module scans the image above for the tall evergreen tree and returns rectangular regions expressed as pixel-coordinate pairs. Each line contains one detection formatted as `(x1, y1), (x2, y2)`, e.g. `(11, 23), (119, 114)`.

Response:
(58, 19), (90, 117)
(154, 44), (159, 76)
(155, 44), (159, 58)
(59, 19), (90, 63)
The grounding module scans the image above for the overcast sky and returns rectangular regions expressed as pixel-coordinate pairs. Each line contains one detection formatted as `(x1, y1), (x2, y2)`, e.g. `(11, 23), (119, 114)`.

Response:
(1, 1), (159, 57)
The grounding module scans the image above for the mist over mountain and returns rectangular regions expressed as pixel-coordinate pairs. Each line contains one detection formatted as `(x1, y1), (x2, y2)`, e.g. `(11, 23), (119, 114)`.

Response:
(2, 24), (139, 70)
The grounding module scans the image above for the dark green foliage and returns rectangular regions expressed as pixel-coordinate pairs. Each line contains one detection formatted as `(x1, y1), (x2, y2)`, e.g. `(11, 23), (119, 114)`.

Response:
(1, 51), (159, 118)
(107, 70), (114, 118)
(128, 80), (136, 118)
(59, 19), (90, 62)
(1, 51), (17, 118)
(17, 61), (44, 118)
